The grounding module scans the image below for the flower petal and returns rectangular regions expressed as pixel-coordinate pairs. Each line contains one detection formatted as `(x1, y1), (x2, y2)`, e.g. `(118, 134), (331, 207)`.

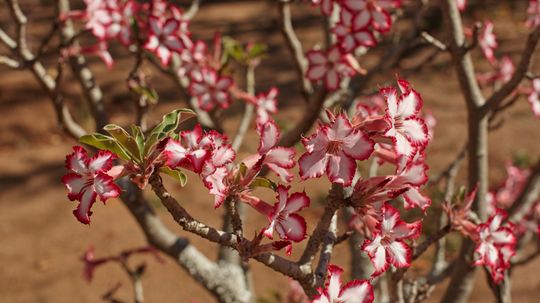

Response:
(73, 189), (97, 225)
(326, 152), (356, 186)
(339, 280), (374, 303)
(299, 149), (328, 180)
(276, 213), (307, 242)
(66, 146), (88, 174)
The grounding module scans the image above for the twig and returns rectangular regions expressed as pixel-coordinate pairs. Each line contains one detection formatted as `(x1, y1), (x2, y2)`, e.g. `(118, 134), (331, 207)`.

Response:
(298, 184), (343, 266)
(428, 142), (467, 186)
(6, 0), (28, 52)
(147, 174), (307, 282)
(314, 212), (337, 287)
(421, 31), (448, 51)
(512, 245), (540, 266)
(277, 0), (312, 103)
(481, 25), (540, 115)
(184, 0), (201, 20)
(232, 64), (256, 151)
(0, 55), (20, 68)
(507, 156), (540, 222)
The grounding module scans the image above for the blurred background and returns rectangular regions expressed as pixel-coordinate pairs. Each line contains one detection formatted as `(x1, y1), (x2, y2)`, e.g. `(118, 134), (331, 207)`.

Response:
(0, 0), (539, 302)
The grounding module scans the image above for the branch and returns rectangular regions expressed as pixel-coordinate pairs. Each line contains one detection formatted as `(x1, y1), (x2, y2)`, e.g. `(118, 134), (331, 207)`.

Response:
(184, 0), (201, 20)
(277, 0), (312, 103)
(481, 25), (540, 116)
(0, 3), (86, 139)
(440, 0), (490, 301)
(428, 142), (467, 186)
(421, 31), (448, 51)
(314, 212), (337, 286)
(232, 65), (256, 151)
(6, 0), (28, 52)
(298, 185), (343, 266)
(507, 156), (540, 222)
(0, 55), (20, 68)
(147, 174), (306, 282)
(119, 179), (252, 303)
(57, 0), (109, 131)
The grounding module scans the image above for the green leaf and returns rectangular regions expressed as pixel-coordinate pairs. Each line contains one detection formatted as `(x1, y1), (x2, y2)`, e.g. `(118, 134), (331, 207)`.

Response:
(103, 124), (141, 161)
(160, 167), (187, 187)
(250, 177), (277, 190)
(79, 133), (131, 161)
(247, 42), (267, 60)
(131, 125), (145, 156)
(222, 36), (246, 62)
(133, 86), (159, 104)
(145, 109), (195, 155)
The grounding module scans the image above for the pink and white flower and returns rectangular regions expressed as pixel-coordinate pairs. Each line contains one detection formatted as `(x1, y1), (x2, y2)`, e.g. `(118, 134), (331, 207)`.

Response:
(352, 158), (430, 212)
(340, 0), (401, 33)
(85, 0), (138, 45)
(253, 87), (279, 127)
(164, 124), (212, 174)
(61, 146), (121, 224)
(188, 68), (234, 111)
(527, 78), (540, 118)
(253, 185), (310, 242)
(200, 132), (236, 208)
(177, 40), (207, 77)
(312, 265), (374, 303)
(144, 16), (186, 65)
(306, 46), (356, 91)
(243, 120), (296, 183)
(332, 9), (376, 52)
(527, 0), (540, 29)
(477, 56), (515, 87)
(480, 21), (498, 65)
(299, 112), (374, 186)
(473, 209), (516, 283)
(380, 80), (429, 162)
(361, 204), (422, 276)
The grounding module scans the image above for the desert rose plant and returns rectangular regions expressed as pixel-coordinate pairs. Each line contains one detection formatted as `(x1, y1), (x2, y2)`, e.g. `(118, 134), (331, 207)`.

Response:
(1, 0), (540, 302)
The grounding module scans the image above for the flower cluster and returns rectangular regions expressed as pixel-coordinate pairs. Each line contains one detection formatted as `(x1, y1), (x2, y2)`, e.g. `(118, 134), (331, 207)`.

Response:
(296, 79), (430, 276)
(164, 124), (236, 207)
(68, 1), (284, 119)
(306, 0), (401, 91)
(473, 6), (540, 119)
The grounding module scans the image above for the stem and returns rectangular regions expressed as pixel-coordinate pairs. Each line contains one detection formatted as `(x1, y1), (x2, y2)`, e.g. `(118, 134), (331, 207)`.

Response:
(232, 65), (256, 151)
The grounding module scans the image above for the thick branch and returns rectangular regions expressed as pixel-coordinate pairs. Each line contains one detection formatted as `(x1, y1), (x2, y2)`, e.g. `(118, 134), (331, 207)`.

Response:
(147, 174), (306, 281)
(119, 179), (251, 303)
(440, 0), (490, 301)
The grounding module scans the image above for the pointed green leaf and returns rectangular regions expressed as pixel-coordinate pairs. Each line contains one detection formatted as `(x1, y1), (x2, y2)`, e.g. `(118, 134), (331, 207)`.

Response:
(160, 166), (187, 187)
(250, 177), (277, 190)
(145, 109), (195, 155)
(103, 124), (141, 161)
(79, 133), (131, 161)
